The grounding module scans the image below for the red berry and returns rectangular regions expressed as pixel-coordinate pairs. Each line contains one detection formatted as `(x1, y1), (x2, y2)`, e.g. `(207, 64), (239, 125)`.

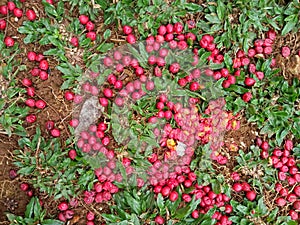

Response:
(70, 37), (79, 47)
(51, 128), (60, 137)
(64, 91), (74, 101)
(27, 51), (36, 61)
(58, 202), (68, 211)
(169, 191), (179, 202)
(232, 183), (243, 192)
(0, 5), (8, 15)
(20, 183), (29, 191)
(25, 99), (35, 108)
(35, 100), (46, 109)
(4, 37), (14, 47)
(244, 77), (256, 86)
(39, 71), (48, 80)
(0, 19), (6, 30)
(242, 92), (252, 102)
(86, 21), (95, 31)
(45, 120), (54, 131)
(281, 46), (290, 57)
(79, 15), (89, 25)
(86, 211), (95, 221)
(39, 60), (49, 70)
(86, 31), (96, 41)
(123, 25), (133, 35)
(21, 78), (32, 87)
(26, 9), (36, 21)
(13, 8), (23, 17)
(155, 215), (164, 225)
(173, 22), (183, 34)
(26, 114), (37, 123)
(126, 34), (136, 44)
(7, 2), (15, 11)
(246, 191), (256, 201)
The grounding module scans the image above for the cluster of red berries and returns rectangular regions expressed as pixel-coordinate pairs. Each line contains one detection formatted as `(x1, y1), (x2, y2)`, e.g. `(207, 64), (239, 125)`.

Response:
(19, 182), (33, 197)
(57, 201), (76, 222)
(0, 1), (37, 47)
(258, 139), (300, 220)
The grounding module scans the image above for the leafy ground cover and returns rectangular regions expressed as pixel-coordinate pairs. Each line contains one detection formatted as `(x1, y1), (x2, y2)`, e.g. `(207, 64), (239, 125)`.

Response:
(0, 0), (300, 224)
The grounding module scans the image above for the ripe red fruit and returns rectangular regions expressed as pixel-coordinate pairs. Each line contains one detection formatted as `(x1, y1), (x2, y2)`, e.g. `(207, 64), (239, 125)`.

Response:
(191, 209), (199, 219)
(275, 197), (286, 207)
(86, 21), (95, 31)
(224, 204), (233, 214)
(293, 186), (300, 196)
(232, 183), (243, 192)
(26, 9), (36, 21)
(293, 201), (300, 210)
(161, 186), (171, 197)
(242, 182), (251, 192)
(99, 97), (108, 107)
(27, 51), (36, 61)
(58, 202), (68, 211)
(242, 92), (252, 103)
(27, 87), (35, 97)
(126, 34), (136, 44)
(244, 77), (255, 86)
(103, 88), (113, 98)
(7, 2), (15, 11)
(155, 215), (164, 225)
(70, 37), (79, 47)
(13, 8), (23, 17)
(39, 60), (49, 70)
(146, 81), (155, 91)
(104, 57), (113, 67)
(281, 46), (291, 57)
(79, 15), (89, 24)
(25, 99), (35, 108)
(169, 191), (179, 202)
(69, 119), (79, 127)
(86, 31), (97, 41)
(260, 141), (269, 151)
(0, 19), (6, 30)
(35, 100), (46, 109)
(20, 183), (29, 191)
(169, 62), (180, 74)
(51, 128), (60, 137)
(287, 193), (297, 203)
(69, 148), (77, 159)
(173, 22), (183, 34)
(190, 82), (200, 91)
(255, 71), (264, 80)
(123, 25), (133, 35)
(0, 5), (8, 15)
(158, 25), (167, 35)
(246, 191), (256, 201)
(26, 114), (36, 123)
(86, 211), (95, 221)
(35, 54), (44, 62)
(289, 210), (299, 220)
(64, 91), (74, 101)
(284, 139), (293, 151)
(222, 79), (231, 88)
(4, 37), (14, 47)
(39, 71), (48, 80)
(45, 121), (54, 130)
(22, 78), (32, 87)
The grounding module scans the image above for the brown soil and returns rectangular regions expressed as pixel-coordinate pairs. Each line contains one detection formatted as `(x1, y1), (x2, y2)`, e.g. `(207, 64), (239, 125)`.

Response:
(274, 31), (300, 82)
(0, 135), (30, 225)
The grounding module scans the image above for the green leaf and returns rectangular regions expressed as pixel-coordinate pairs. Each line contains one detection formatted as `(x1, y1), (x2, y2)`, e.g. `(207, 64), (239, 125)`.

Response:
(281, 20), (296, 35)
(42, 219), (64, 225)
(103, 29), (112, 40)
(205, 14), (221, 24)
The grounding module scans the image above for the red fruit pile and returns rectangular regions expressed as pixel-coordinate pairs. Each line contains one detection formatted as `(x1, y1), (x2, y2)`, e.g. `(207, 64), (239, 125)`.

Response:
(78, 14), (96, 41)
(232, 181), (257, 201)
(259, 139), (300, 220)
(57, 202), (75, 222)
(20, 182), (34, 197)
